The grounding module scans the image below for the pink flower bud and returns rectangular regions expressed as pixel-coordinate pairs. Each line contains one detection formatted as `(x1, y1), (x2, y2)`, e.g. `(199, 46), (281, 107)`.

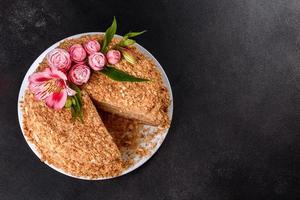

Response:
(68, 64), (91, 85)
(84, 40), (101, 54)
(69, 44), (87, 63)
(46, 48), (71, 72)
(106, 49), (121, 65)
(88, 52), (106, 71)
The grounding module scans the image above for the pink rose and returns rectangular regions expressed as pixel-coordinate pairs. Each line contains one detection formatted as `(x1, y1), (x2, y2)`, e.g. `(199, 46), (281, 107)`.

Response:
(69, 44), (87, 63)
(68, 64), (91, 86)
(84, 40), (101, 54)
(46, 48), (71, 72)
(106, 49), (121, 64)
(88, 52), (106, 71)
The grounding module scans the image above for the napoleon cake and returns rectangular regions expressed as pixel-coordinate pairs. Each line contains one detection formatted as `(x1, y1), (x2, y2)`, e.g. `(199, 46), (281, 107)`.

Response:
(21, 17), (170, 179)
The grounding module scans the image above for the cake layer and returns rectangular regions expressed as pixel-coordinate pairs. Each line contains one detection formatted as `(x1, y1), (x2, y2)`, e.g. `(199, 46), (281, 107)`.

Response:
(22, 90), (123, 179)
(58, 35), (170, 127)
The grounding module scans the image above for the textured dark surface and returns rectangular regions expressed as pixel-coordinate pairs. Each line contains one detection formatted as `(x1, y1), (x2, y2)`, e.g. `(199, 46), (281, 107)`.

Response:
(0, 0), (300, 199)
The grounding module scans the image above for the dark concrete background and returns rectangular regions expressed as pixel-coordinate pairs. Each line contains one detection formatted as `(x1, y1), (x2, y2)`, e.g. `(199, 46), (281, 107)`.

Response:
(0, 0), (300, 199)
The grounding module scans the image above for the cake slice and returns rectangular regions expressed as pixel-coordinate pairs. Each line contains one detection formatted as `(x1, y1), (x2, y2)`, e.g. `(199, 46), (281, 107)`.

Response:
(22, 90), (123, 179)
(60, 36), (171, 127)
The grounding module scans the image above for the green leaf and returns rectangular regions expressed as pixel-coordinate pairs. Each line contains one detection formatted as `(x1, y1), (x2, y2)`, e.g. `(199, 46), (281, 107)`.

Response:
(101, 17), (117, 53)
(71, 106), (76, 118)
(73, 95), (83, 122)
(116, 30), (146, 47)
(68, 83), (84, 122)
(73, 95), (80, 112)
(100, 66), (149, 82)
(124, 30), (146, 39)
(119, 39), (136, 47)
(71, 98), (76, 106)
(65, 98), (72, 108)
(69, 83), (82, 104)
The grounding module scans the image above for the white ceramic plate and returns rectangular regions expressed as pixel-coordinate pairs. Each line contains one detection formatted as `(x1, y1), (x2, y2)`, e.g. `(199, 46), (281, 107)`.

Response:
(17, 32), (173, 180)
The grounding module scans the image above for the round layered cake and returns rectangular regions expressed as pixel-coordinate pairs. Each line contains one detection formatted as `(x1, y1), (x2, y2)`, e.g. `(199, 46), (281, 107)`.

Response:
(19, 30), (172, 179)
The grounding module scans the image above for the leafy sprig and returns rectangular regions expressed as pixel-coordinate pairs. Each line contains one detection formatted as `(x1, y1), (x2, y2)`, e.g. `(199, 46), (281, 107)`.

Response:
(101, 16), (117, 53)
(112, 30), (146, 65)
(118, 30), (146, 47)
(65, 83), (83, 122)
(99, 17), (149, 82)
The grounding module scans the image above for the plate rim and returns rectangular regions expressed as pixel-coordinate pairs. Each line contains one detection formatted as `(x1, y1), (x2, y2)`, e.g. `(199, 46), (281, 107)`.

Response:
(17, 32), (173, 180)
